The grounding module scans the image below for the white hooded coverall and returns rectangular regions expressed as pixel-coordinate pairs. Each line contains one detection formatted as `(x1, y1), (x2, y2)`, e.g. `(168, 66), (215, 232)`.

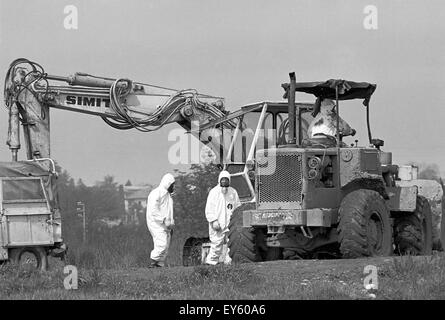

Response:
(146, 173), (175, 266)
(307, 99), (353, 139)
(205, 171), (241, 265)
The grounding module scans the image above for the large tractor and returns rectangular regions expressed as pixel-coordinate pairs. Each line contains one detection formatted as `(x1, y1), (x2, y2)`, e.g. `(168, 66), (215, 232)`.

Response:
(215, 74), (445, 262)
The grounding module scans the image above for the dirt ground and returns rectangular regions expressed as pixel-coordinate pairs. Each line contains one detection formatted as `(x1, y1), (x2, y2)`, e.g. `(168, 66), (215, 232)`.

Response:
(111, 256), (394, 283)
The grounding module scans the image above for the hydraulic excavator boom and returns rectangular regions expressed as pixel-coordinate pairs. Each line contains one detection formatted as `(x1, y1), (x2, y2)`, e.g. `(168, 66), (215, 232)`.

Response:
(4, 58), (233, 163)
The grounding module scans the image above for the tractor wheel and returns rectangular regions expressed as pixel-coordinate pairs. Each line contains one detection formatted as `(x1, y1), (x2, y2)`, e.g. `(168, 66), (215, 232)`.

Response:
(228, 203), (261, 263)
(338, 189), (392, 258)
(441, 205), (445, 251)
(394, 196), (433, 256)
(9, 247), (48, 271)
(183, 238), (207, 266)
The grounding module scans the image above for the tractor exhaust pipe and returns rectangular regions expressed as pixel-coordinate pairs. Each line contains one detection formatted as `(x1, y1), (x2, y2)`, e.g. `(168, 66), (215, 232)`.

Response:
(288, 72), (297, 145)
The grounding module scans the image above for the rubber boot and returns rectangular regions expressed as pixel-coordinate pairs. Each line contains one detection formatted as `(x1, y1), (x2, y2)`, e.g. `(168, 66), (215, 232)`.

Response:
(148, 258), (162, 268)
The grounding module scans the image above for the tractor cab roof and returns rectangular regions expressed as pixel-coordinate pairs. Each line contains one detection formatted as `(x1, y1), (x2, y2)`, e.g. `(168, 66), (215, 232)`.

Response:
(282, 79), (376, 106)
(193, 80), (376, 134)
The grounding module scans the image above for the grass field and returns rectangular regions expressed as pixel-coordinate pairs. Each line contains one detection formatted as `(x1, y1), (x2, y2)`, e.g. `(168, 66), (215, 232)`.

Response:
(1, 253), (444, 300)
(62, 224), (155, 269)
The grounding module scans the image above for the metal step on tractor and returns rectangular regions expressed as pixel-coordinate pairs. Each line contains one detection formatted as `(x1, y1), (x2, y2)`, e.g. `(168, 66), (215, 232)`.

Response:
(197, 73), (444, 262)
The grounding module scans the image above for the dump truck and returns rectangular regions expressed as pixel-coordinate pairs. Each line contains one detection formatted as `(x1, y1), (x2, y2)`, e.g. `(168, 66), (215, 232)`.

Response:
(0, 159), (65, 270)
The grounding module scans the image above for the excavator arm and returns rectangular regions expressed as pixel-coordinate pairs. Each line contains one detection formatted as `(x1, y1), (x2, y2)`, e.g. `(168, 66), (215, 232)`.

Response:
(4, 58), (234, 163)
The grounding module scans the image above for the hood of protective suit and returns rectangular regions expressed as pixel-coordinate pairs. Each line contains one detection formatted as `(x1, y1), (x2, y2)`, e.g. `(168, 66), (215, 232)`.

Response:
(218, 170), (231, 184)
(147, 173), (175, 238)
(308, 98), (354, 138)
(159, 173), (175, 191)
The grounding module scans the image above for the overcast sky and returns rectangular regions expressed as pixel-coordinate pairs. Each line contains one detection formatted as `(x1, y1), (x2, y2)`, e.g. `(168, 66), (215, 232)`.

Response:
(1, 0), (444, 185)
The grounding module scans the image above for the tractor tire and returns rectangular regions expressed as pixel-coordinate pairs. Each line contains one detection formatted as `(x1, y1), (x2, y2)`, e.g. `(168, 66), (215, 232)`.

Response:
(338, 189), (392, 258)
(228, 203), (261, 263)
(183, 238), (207, 266)
(441, 205), (445, 251)
(394, 196), (433, 256)
(9, 247), (48, 271)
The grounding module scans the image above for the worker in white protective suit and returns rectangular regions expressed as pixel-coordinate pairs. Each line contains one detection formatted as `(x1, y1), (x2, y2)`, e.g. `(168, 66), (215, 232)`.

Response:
(146, 173), (175, 268)
(205, 170), (241, 265)
(307, 98), (355, 140)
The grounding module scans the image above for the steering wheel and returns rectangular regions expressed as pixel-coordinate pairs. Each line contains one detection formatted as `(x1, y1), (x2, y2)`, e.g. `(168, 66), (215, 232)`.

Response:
(278, 117), (312, 145)
(278, 118), (290, 145)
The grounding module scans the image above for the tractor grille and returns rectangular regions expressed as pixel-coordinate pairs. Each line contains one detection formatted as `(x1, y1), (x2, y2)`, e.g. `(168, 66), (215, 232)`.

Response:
(257, 151), (303, 209)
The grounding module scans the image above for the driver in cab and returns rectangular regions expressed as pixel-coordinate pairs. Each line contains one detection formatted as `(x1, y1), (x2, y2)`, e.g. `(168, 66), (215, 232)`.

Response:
(305, 98), (355, 147)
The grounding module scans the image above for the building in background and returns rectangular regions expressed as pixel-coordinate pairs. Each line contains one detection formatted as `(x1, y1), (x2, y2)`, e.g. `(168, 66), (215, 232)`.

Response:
(123, 185), (152, 225)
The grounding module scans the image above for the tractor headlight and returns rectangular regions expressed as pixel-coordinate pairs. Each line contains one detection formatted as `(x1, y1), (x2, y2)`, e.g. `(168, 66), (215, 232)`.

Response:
(308, 168), (319, 180)
(308, 156), (321, 169)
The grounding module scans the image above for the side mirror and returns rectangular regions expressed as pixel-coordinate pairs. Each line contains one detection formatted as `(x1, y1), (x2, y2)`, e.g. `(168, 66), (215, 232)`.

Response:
(371, 138), (384, 149)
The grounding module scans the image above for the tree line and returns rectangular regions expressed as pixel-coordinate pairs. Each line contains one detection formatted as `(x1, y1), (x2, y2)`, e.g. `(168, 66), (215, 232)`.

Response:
(55, 163), (126, 227)
(55, 162), (220, 234)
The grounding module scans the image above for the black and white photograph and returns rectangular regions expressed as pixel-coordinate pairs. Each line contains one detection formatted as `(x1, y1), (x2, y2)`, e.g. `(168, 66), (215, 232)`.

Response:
(0, 0), (444, 307)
